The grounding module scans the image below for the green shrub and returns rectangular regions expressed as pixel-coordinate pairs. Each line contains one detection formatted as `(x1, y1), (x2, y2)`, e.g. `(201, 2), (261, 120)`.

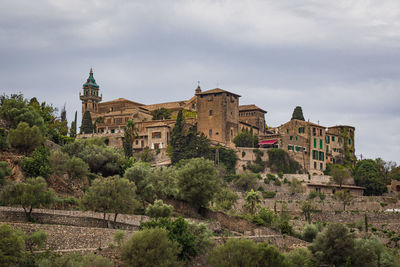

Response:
(262, 191), (276, 199)
(257, 186), (264, 192)
(302, 224), (319, 242)
(308, 191), (318, 199)
(21, 146), (52, 178)
(145, 200), (173, 219)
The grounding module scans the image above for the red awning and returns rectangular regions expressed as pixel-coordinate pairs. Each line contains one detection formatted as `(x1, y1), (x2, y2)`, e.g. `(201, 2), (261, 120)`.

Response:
(258, 139), (277, 145)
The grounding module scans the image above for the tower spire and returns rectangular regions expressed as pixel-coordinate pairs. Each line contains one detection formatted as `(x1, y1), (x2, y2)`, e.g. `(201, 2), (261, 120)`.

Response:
(195, 81), (202, 94)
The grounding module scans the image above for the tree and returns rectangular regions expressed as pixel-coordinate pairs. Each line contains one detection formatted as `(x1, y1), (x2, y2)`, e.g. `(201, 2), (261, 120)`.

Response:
(301, 201), (313, 223)
(286, 248), (314, 267)
(375, 158), (397, 184)
(215, 187), (238, 211)
(267, 148), (302, 174)
(145, 200), (173, 220)
(170, 110), (185, 164)
(234, 171), (259, 191)
(21, 146), (52, 178)
(330, 165), (351, 188)
(334, 190), (353, 211)
(151, 108), (172, 120)
(176, 158), (221, 208)
(124, 119), (138, 157)
(208, 239), (262, 267)
(60, 103), (67, 122)
(80, 110), (93, 134)
(208, 239), (288, 267)
(0, 161), (11, 185)
(0, 128), (7, 150)
(244, 189), (261, 214)
(233, 128), (258, 147)
(0, 224), (25, 266)
(302, 224), (319, 242)
(389, 166), (400, 181)
(354, 159), (387, 195)
(310, 223), (355, 267)
(291, 106), (305, 121)
(70, 111), (77, 138)
(0, 94), (45, 130)
(81, 176), (139, 223)
(124, 162), (154, 205)
(66, 156), (89, 181)
(8, 122), (44, 154)
(121, 228), (181, 267)
(0, 177), (56, 221)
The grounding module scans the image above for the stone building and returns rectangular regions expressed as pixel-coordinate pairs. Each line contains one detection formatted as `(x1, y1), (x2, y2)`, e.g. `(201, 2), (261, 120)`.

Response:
(276, 119), (327, 174)
(239, 105), (267, 135)
(326, 125), (356, 165)
(78, 69), (248, 149)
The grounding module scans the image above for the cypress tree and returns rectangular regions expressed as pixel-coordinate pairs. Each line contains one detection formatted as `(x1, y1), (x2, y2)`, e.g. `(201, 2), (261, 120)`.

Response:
(170, 110), (185, 164)
(291, 106), (305, 121)
(70, 111), (77, 137)
(80, 110), (93, 134)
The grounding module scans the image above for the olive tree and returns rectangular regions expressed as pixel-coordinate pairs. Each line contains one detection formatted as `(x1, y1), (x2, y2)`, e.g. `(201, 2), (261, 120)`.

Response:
(81, 176), (139, 223)
(0, 177), (55, 221)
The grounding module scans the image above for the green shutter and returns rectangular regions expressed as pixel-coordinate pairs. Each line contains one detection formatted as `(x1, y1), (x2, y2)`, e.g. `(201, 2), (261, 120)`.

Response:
(314, 138), (316, 148)
(320, 139), (323, 149)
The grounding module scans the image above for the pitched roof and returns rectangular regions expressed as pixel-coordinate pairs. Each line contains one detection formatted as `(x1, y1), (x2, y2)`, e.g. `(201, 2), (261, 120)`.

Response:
(196, 88), (241, 97)
(239, 104), (267, 113)
(144, 100), (188, 111)
(100, 98), (144, 106)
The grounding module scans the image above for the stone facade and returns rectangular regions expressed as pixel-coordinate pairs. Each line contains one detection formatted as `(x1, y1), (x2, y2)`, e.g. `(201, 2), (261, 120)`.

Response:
(326, 125), (356, 165)
(239, 104), (267, 135)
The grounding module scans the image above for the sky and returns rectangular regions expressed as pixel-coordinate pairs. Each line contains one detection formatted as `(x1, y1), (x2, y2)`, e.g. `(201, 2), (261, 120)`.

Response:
(1, 0), (399, 164)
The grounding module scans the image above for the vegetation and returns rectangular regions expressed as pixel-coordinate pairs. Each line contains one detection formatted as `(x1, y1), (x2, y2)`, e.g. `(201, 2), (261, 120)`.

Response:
(208, 238), (289, 267)
(291, 106), (305, 121)
(234, 171), (259, 191)
(151, 108), (172, 120)
(0, 224), (25, 266)
(244, 189), (261, 214)
(354, 159), (387, 195)
(121, 228), (181, 267)
(233, 128), (258, 147)
(81, 176), (139, 222)
(214, 187), (238, 211)
(0, 177), (56, 221)
(145, 199), (173, 219)
(176, 158), (221, 208)
(80, 110), (93, 134)
(21, 146), (52, 179)
(330, 164), (351, 188)
(0, 161), (11, 185)
(141, 217), (212, 261)
(8, 122), (44, 153)
(246, 149), (266, 173)
(334, 190), (354, 211)
(267, 148), (302, 174)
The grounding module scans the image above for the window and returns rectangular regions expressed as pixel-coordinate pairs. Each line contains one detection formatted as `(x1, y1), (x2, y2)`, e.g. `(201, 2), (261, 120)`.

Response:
(320, 163), (323, 170)
(313, 128), (316, 136)
(231, 129), (233, 137)
(314, 138), (317, 148)
(107, 118), (111, 124)
(319, 129), (322, 136)
(290, 136), (293, 140)
(326, 145), (329, 152)
(314, 162), (317, 169)
(209, 129), (213, 137)
(349, 139), (351, 145)
(154, 143), (160, 150)
(320, 139), (323, 149)
(296, 136), (298, 141)
(326, 135), (330, 144)
(152, 132), (161, 139)
(286, 129), (289, 134)
(209, 110), (213, 116)
(135, 140), (139, 145)
(332, 136), (335, 142)
(116, 118), (121, 125)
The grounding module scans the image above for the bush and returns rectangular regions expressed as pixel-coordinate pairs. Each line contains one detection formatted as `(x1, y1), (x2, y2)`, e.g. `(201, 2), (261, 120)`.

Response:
(262, 191), (276, 199)
(145, 200), (173, 219)
(0, 224), (25, 266)
(8, 122), (44, 153)
(302, 224), (319, 242)
(208, 239), (289, 267)
(234, 171), (258, 191)
(122, 228), (181, 267)
(308, 191), (318, 199)
(215, 187), (238, 211)
(21, 146), (52, 179)
(267, 148), (302, 174)
(0, 128), (7, 150)
(0, 161), (11, 185)
(286, 247), (314, 267)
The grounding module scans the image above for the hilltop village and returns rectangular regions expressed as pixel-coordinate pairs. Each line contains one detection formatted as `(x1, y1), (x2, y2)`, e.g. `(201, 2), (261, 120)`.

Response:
(79, 68), (356, 175)
(0, 69), (399, 266)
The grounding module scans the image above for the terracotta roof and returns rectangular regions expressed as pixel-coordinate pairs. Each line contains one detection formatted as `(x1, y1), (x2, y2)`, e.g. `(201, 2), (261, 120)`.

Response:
(101, 98), (144, 106)
(239, 104), (267, 113)
(144, 100), (188, 111)
(306, 183), (365, 190)
(195, 88), (241, 97)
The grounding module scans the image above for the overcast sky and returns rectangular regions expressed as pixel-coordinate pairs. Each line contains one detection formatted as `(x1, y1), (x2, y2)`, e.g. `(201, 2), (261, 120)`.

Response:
(1, 0), (399, 163)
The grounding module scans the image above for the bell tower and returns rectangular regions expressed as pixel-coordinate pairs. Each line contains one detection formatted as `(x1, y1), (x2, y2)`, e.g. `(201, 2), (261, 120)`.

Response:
(79, 68), (102, 116)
